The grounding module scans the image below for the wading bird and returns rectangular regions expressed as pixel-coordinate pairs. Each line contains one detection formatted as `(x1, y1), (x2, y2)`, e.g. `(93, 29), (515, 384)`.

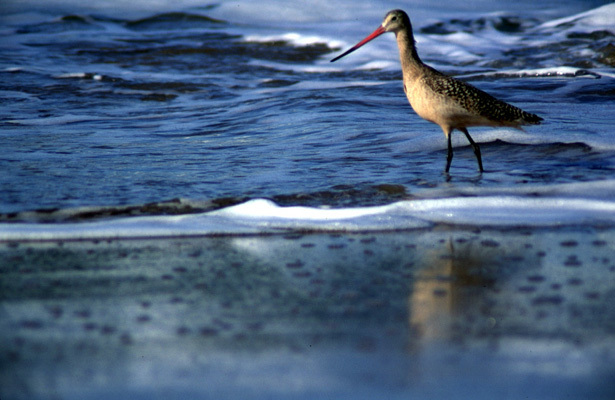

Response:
(331, 9), (542, 173)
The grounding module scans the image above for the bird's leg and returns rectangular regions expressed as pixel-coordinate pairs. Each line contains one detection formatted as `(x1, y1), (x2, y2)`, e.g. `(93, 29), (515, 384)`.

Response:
(460, 128), (483, 172)
(445, 131), (453, 173)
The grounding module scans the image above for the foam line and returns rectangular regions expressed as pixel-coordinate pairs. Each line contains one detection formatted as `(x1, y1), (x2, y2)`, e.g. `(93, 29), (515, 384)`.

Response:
(3, 196), (615, 241)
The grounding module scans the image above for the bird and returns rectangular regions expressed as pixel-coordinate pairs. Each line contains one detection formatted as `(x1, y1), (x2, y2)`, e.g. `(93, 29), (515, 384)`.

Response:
(330, 9), (542, 173)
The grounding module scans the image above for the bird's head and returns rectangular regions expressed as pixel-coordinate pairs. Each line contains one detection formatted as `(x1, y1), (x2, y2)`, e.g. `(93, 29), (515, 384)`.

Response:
(380, 9), (410, 34)
(330, 9), (411, 62)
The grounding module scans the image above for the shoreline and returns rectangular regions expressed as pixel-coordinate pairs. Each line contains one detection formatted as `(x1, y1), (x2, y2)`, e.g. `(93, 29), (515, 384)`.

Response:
(2, 225), (614, 399)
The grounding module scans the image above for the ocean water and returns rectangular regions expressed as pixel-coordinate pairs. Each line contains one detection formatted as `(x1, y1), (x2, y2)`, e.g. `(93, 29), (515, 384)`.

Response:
(1, 0), (615, 225)
(2, 1), (615, 400)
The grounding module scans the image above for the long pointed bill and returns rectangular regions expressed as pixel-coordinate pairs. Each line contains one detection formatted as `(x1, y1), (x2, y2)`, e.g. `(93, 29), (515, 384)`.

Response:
(330, 25), (386, 62)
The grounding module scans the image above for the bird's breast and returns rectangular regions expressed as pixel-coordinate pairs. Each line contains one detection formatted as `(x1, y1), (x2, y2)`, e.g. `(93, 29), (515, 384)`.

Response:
(405, 81), (451, 125)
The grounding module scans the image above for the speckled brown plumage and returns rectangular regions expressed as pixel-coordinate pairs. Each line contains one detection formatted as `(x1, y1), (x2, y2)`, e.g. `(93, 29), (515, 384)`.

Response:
(331, 9), (543, 173)
(422, 67), (542, 127)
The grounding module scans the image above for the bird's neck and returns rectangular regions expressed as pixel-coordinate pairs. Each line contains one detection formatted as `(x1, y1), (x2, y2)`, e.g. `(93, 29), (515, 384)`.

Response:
(395, 29), (424, 81)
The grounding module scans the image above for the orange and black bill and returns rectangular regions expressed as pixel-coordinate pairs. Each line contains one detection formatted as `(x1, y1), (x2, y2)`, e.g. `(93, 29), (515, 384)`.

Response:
(330, 26), (386, 62)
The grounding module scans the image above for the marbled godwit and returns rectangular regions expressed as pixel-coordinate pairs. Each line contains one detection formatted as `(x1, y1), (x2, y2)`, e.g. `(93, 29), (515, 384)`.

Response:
(331, 9), (542, 173)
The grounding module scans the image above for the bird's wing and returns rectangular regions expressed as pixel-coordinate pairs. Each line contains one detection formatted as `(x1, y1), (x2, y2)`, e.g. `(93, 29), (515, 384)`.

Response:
(424, 71), (541, 125)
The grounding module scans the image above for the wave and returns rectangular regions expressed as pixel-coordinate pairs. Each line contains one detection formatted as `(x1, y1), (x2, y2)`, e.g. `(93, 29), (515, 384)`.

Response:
(3, 188), (615, 241)
(317, 3), (614, 71)
(124, 12), (226, 31)
(459, 66), (603, 79)
(8, 3), (613, 73)
(536, 3), (615, 34)
(15, 15), (104, 34)
(2, 2), (614, 222)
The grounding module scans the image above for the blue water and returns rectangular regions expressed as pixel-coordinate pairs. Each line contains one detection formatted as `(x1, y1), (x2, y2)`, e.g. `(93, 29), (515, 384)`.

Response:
(1, 0), (614, 218)
(2, 3), (615, 399)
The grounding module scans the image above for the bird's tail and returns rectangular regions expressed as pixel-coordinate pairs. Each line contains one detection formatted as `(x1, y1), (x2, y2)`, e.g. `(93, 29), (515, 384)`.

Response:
(523, 112), (543, 125)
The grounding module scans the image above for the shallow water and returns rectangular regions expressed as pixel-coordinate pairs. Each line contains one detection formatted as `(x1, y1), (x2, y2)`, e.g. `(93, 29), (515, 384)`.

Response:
(2, 227), (615, 399)
(1, 0), (615, 217)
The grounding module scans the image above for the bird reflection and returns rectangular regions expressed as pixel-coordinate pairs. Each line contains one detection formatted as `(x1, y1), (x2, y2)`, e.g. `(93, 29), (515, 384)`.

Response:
(408, 237), (504, 346)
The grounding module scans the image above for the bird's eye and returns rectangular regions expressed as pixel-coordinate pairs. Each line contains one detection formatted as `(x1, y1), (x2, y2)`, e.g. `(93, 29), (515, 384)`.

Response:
(391, 16), (397, 21)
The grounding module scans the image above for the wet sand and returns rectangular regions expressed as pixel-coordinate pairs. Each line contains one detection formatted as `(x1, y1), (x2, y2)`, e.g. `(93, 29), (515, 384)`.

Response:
(1, 226), (615, 399)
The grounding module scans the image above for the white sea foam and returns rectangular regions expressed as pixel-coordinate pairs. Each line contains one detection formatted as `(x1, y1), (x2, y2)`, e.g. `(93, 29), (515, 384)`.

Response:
(462, 66), (603, 79)
(3, 195), (615, 241)
(538, 3), (615, 32)
(413, 179), (615, 200)
(55, 72), (103, 80)
(244, 32), (344, 49)
(7, 114), (106, 126)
